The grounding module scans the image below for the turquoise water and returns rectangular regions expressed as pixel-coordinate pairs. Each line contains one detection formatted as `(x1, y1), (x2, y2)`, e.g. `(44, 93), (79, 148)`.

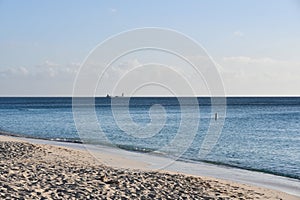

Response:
(0, 97), (299, 179)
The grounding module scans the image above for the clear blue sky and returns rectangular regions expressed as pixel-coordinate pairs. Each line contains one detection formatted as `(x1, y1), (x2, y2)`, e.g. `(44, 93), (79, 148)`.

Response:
(1, 0), (300, 96)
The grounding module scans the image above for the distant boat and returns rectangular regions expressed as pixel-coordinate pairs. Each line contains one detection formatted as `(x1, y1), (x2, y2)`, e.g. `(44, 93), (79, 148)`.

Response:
(106, 93), (125, 98)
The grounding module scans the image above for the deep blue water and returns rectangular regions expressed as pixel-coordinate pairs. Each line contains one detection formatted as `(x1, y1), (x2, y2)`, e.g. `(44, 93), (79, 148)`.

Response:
(0, 97), (299, 180)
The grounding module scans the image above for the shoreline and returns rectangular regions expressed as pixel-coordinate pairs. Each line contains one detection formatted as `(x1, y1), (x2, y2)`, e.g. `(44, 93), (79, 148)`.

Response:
(1, 131), (299, 181)
(1, 135), (299, 199)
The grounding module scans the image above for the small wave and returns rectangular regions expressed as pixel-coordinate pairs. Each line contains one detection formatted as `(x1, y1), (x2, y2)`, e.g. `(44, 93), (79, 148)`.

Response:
(115, 144), (157, 153)
(0, 130), (82, 144)
(49, 138), (83, 144)
(1, 130), (299, 181)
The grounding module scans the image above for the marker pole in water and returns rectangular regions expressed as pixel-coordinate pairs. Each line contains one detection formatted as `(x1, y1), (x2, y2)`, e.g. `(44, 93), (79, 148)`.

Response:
(215, 112), (218, 120)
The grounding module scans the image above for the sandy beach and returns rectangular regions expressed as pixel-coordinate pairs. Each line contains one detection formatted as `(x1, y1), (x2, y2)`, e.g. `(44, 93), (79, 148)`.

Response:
(1, 135), (299, 199)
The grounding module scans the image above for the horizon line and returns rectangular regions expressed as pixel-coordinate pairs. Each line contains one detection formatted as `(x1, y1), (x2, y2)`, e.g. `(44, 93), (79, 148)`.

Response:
(1, 95), (300, 98)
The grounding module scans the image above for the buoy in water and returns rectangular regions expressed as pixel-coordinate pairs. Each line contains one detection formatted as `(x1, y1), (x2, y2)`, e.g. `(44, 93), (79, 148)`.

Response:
(214, 112), (218, 120)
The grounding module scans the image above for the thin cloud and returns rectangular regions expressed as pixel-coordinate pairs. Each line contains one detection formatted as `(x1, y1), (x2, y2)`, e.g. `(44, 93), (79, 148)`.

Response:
(0, 61), (80, 79)
(109, 8), (117, 13)
(0, 66), (29, 78)
(233, 31), (244, 37)
(218, 56), (300, 95)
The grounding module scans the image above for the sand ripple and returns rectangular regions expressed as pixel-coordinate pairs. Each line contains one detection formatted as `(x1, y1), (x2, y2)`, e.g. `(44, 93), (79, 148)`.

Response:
(0, 140), (296, 199)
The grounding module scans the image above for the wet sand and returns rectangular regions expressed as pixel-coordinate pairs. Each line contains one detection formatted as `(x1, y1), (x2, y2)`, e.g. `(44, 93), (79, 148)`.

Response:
(0, 135), (299, 199)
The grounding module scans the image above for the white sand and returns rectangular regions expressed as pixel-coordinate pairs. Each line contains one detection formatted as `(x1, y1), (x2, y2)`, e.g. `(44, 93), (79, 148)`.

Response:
(22, 136), (300, 197)
(1, 135), (299, 199)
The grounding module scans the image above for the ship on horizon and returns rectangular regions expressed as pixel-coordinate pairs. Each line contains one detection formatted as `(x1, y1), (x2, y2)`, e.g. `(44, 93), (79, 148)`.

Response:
(106, 93), (125, 98)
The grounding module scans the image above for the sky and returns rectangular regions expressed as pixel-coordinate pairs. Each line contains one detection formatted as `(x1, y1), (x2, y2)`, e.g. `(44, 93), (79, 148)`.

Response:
(0, 0), (300, 96)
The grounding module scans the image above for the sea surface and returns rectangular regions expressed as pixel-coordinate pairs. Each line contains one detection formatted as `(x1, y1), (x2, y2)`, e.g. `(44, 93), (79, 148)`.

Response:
(0, 97), (299, 180)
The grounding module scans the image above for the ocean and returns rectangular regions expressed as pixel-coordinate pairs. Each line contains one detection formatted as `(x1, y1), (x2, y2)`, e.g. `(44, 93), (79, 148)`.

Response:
(0, 97), (299, 180)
